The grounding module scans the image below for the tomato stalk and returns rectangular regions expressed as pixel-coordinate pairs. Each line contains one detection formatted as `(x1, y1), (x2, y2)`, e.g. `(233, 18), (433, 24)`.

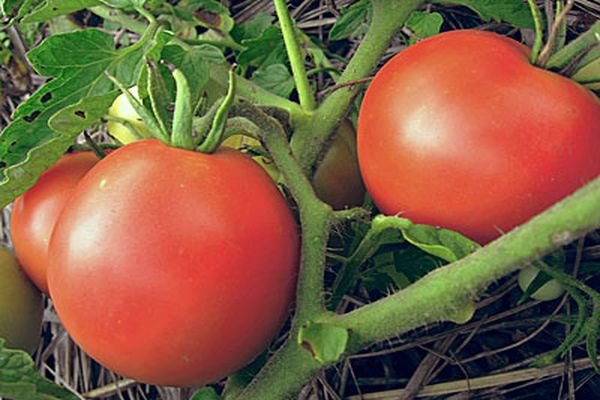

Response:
(170, 69), (195, 150)
(273, 0), (316, 112)
(546, 21), (600, 70)
(290, 0), (425, 176)
(527, 0), (545, 64)
(537, 0), (575, 67)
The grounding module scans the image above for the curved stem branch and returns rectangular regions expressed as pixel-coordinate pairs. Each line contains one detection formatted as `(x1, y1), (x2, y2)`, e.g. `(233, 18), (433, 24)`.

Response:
(274, 0), (316, 111)
(327, 173), (600, 352)
(291, 0), (424, 175)
(229, 101), (332, 321)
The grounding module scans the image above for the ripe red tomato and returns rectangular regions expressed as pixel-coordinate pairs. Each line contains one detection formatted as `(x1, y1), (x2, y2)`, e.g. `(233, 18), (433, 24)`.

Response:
(11, 152), (98, 293)
(47, 140), (299, 387)
(358, 30), (600, 244)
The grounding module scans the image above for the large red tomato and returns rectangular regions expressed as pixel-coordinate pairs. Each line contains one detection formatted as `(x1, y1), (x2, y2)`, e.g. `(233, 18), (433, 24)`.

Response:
(358, 30), (600, 244)
(11, 152), (98, 293)
(47, 140), (299, 387)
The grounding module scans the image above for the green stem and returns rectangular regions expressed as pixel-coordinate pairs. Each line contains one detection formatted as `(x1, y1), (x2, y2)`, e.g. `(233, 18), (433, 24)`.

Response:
(537, 0), (574, 67)
(228, 101), (332, 321)
(209, 64), (308, 126)
(273, 0), (316, 111)
(527, 0), (544, 64)
(83, 132), (107, 159)
(234, 337), (322, 400)
(291, 0), (424, 175)
(546, 21), (600, 70)
(171, 69), (195, 150)
(326, 173), (600, 352)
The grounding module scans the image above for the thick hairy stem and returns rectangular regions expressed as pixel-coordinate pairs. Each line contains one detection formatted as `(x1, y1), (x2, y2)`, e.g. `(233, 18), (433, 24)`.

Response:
(209, 65), (307, 126)
(327, 173), (600, 351)
(291, 0), (425, 175)
(232, 171), (600, 400)
(229, 102), (331, 321)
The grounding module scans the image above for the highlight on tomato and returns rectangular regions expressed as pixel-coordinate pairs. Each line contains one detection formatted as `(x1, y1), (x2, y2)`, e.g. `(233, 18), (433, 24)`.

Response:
(47, 139), (300, 387)
(11, 151), (99, 293)
(0, 246), (43, 354)
(357, 30), (600, 244)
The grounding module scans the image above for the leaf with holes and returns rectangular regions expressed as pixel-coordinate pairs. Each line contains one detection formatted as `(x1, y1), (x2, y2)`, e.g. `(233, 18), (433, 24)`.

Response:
(0, 28), (151, 207)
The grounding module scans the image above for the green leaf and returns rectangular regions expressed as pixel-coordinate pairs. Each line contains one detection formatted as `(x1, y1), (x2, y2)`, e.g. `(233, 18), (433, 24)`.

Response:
(0, 28), (147, 207)
(252, 64), (295, 98)
(405, 11), (444, 44)
(237, 26), (286, 69)
(401, 223), (480, 263)
(298, 321), (349, 364)
(0, 339), (78, 400)
(438, 0), (534, 29)
(328, 0), (371, 41)
(190, 387), (221, 400)
(231, 12), (273, 43)
(21, 0), (100, 23)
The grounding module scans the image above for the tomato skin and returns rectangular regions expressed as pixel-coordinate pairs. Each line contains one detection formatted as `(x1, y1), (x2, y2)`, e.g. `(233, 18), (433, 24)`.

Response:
(358, 30), (600, 244)
(11, 152), (98, 293)
(0, 246), (43, 354)
(48, 140), (299, 387)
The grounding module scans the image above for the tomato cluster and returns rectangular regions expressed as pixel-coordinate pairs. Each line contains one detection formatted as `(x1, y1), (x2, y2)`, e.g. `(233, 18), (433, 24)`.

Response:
(7, 27), (600, 389)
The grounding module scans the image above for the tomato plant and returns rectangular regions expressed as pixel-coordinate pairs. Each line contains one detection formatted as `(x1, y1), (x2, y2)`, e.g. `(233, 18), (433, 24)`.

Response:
(0, 246), (43, 354)
(47, 140), (299, 387)
(11, 151), (98, 293)
(357, 30), (600, 244)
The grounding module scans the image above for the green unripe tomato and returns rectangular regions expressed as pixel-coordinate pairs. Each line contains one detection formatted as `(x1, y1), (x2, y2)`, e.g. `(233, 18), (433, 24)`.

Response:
(0, 246), (43, 353)
(107, 87), (154, 144)
(518, 266), (565, 301)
